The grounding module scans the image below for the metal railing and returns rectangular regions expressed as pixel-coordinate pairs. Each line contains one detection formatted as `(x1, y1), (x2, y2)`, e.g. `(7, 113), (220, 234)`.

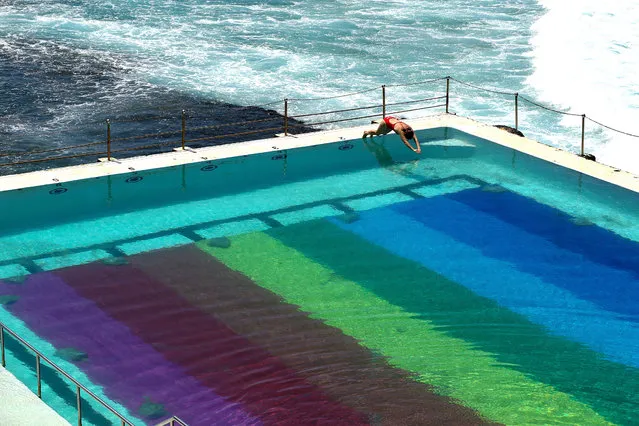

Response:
(2, 75), (638, 172)
(0, 78), (448, 171)
(447, 77), (639, 158)
(155, 416), (189, 426)
(0, 321), (134, 426)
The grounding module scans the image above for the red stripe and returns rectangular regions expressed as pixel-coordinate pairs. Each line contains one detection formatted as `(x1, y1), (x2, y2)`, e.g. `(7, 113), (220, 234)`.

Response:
(56, 263), (368, 426)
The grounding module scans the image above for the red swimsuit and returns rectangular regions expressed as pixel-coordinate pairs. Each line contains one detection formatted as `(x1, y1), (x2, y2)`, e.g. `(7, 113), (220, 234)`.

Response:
(383, 116), (398, 130)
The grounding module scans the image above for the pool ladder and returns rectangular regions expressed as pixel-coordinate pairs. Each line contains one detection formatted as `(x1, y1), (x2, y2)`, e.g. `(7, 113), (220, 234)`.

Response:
(0, 321), (189, 426)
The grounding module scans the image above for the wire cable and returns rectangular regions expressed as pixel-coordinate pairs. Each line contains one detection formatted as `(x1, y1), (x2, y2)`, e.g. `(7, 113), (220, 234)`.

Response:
(518, 96), (584, 117)
(586, 116), (639, 138)
(287, 86), (380, 101)
(449, 77), (515, 96)
(385, 77), (448, 88)
(0, 141), (104, 158)
(290, 103), (382, 119)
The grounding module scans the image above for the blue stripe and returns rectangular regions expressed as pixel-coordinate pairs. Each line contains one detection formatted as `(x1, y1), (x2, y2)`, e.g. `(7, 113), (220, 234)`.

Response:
(331, 207), (639, 368)
(396, 190), (639, 323)
(449, 189), (639, 279)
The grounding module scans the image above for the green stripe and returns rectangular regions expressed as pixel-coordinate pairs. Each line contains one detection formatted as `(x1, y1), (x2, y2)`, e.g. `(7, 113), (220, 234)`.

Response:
(200, 233), (612, 425)
(269, 219), (639, 426)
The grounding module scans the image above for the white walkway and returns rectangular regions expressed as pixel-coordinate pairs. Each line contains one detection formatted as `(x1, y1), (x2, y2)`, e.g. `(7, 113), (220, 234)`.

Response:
(0, 367), (70, 426)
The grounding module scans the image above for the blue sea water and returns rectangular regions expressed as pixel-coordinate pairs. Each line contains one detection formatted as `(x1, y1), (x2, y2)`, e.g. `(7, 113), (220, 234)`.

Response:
(1, 0), (638, 174)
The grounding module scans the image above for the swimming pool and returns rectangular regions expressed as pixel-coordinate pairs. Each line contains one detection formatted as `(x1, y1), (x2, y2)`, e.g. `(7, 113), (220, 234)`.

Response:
(1, 125), (639, 425)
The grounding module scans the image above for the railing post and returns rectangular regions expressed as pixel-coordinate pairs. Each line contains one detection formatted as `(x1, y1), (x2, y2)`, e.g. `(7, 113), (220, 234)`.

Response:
(181, 109), (186, 150)
(77, 386), (83, 426)
(36, 354), (42, 398)
(581, 114), (586, 156)
(284, 99), (288, 136)
(382, 85), (386, 118)
(515, 93), (519, 130)
(0, 325), (5, 367)
(445, 77), (450, 113)
(106, 119), (111, 161)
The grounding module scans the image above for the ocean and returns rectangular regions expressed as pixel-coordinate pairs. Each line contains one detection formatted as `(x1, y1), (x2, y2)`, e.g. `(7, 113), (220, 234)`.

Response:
(1, 0), (638, 175)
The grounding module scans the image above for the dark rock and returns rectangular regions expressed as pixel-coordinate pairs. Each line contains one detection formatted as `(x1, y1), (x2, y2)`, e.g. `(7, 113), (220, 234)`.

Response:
(570, 217), (594, 226)
(102, 256), (129, 266)
(336, 212), (360, 224)
(55, 347), (88, 362)
(0, 295), (19, 306)
(495, 125), (525, 137)
(4, 275), (27, 285)
(481, 184), (508, 193)
(580, 153), (596, 161)
(138, 397), (167, 419)
(206, 237), (232, 249)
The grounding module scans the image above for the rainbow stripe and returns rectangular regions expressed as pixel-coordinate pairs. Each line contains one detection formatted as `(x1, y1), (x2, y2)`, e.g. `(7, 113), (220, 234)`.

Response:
(2, 187), (638, 425)
(201, 231), (614, 425)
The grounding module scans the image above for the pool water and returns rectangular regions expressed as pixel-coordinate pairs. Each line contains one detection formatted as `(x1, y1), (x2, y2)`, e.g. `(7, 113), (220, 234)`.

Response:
(1, 128), (638, 425)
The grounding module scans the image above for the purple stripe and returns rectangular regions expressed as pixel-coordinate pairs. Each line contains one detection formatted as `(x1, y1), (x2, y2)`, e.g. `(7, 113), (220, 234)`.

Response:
(0, 274), (260, 426)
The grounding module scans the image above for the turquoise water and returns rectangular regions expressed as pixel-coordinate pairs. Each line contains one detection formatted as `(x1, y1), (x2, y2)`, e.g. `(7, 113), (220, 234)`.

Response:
(1, 129), (639, 425)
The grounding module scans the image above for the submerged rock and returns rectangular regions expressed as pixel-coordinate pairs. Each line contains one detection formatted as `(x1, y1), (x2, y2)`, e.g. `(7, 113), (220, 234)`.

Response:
(138, 397), (167, 419)
(102, 256), (129, 266)
(4, 275), (27, 285)
(55, 347), (88, 362)
(570, 217), (595, 226)
(206, 237), (232, 249)
(337, 212), (360, 224)
(0, 295), (19, 306)
(481, 184), (508, 193)
(495, 125), (525, 137)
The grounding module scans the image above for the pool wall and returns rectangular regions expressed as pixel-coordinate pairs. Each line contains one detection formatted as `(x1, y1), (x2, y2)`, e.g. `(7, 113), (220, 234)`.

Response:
(1, 113), (637, 236)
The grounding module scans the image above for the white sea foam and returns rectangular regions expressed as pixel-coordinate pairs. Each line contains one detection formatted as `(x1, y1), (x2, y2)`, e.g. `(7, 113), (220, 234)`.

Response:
(527, 0), (639, 173)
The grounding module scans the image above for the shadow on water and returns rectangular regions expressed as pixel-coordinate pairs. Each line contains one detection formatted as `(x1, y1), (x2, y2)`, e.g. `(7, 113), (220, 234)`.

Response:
(363, 139), (394, 168)
(0, 36), (316, 176)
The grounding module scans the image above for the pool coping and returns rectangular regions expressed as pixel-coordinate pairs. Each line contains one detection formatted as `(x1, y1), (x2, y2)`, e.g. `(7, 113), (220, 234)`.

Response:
(0, 366), (71, 426)
(1, 113), (638, 194)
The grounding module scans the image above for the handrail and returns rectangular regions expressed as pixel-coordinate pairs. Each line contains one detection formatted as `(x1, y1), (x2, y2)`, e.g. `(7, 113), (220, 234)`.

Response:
(187, 116), (281, 133)
(288, 103), (446, 129)
(384, 95), (447, 109)
(289, 112), (382, 128)
(286, 85), (380, 101)
(0, 141), (104, 159)
(0, 151), (108, 168)
(0, 321), (134, 426)
(155, 416), (189, 426)
(186, 126), (284, 143)
(289, 102), (381, 119)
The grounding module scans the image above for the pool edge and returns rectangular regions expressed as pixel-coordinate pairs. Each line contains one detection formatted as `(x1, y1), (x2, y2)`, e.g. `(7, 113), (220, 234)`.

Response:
(0, 366), (71, 426)
(0, 113), (637, 194)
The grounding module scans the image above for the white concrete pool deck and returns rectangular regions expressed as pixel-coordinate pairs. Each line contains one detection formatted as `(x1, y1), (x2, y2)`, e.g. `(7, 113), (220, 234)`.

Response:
(0, 367), (70, 426)
(0, 113), (638, 194)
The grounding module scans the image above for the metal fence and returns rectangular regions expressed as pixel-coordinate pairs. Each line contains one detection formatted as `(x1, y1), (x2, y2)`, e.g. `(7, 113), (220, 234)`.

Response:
(1, 76), (638, 172)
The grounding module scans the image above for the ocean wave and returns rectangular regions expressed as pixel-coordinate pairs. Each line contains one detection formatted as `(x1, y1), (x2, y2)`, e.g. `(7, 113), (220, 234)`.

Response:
(12, 1), (639, 172)
(527, 0), (639, 173)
